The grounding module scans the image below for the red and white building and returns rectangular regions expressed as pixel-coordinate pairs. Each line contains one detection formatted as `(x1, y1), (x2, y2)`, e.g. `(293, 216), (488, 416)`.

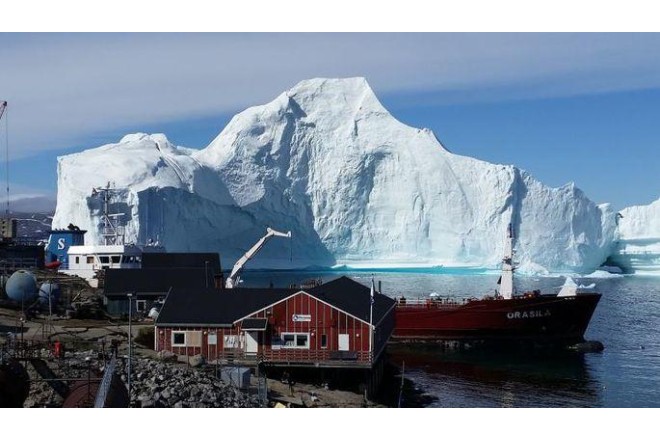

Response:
(155, 276), (396, 369)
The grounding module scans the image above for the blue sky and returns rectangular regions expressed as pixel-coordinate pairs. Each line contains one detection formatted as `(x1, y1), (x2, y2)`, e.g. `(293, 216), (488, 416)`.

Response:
(1, 33), (659, 210)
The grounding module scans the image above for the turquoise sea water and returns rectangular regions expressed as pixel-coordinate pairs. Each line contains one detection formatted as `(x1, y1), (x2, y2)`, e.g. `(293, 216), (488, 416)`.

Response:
(239, 269), (660, 407)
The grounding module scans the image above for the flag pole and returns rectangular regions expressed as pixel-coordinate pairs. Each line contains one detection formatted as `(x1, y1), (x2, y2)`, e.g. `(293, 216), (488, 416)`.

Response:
(369, 275), (374, 362)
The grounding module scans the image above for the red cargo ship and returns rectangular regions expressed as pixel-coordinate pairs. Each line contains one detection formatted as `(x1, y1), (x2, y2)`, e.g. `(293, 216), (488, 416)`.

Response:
(392, 224), (601, 344)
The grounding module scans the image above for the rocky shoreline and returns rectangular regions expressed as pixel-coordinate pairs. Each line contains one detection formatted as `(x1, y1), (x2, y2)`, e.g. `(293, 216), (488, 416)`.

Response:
(19, 349), (435, 408)
(22, 350), (264, 408)
(129, 357), (263, 408)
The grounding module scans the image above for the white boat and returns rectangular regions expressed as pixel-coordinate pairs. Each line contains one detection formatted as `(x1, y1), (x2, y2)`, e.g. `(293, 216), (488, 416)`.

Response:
(61, 244), (143, 287)
(45, 184), (164, 287)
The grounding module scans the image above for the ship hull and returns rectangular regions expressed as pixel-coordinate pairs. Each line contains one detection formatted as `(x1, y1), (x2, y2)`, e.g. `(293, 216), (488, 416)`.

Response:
(393, 294), (601, 344)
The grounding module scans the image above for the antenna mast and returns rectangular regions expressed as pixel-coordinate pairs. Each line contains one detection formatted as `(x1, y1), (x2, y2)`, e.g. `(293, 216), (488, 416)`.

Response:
(91, 183), (126, 245)
(500, 223), (515, 299)
(0, 101), (8, 218)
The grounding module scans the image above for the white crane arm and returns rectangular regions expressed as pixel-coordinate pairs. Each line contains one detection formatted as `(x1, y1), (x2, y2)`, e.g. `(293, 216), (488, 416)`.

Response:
(225, 227), (291, 288)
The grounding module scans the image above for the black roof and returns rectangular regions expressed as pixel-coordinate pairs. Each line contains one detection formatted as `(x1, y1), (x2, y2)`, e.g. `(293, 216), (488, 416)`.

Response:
(156, 287), (297, 326)
(308, 276), (396, 325)
(156, 276), (395, 327)
(103, 268), (215, 297)
(141, 253), (221, 270)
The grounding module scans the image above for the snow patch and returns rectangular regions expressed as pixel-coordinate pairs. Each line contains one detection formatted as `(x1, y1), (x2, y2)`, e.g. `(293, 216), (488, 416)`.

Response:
(582, 270), (625, 279)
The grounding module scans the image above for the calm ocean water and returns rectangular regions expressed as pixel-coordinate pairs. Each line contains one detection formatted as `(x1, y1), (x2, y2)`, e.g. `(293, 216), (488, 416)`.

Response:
(239, 269), (660, 407)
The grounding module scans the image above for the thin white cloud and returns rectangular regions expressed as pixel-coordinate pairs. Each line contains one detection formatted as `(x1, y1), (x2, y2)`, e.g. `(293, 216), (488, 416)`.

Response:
(2, 33), (660, 158)
(1, 182), (53, 200)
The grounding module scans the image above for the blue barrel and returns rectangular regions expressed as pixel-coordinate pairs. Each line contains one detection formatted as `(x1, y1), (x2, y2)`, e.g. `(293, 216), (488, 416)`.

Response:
(38, 282), (61, 306)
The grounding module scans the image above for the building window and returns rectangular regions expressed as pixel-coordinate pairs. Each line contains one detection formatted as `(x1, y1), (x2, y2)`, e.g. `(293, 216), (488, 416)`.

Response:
(75, 256), (80, 264)
(136, 300), (146, 312)
(280, 332), (310, 349)
(172, 332), (186, 347)
(224, 335), (239, 348)
(321, 334), (327, 348)
(86, 256), (94, 264)
(99, 256), (110, 264)
(111, 255), (121, 264)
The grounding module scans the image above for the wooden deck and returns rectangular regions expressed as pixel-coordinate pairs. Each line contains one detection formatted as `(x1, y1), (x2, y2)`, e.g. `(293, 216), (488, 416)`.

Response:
(216, 348), (374, 369)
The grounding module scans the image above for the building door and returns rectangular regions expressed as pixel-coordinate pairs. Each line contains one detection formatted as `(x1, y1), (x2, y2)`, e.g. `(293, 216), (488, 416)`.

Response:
(207, 332), (217, 361)
(338, 333), (350, 351)
(245, 331), (258, 354)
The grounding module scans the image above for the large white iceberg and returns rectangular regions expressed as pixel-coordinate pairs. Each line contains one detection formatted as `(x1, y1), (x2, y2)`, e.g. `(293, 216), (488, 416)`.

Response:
(53, 78), (620, 273)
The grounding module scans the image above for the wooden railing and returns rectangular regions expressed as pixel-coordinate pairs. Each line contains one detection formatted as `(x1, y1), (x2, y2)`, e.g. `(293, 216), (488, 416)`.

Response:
(395, 297), (477, 309)
(220, 348), (372, 366)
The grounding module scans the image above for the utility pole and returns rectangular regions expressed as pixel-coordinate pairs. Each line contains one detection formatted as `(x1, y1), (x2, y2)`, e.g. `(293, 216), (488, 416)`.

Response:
(1, 101), (9, 218)
(127, 292), (133, 403)
(369, 276), (375, 363)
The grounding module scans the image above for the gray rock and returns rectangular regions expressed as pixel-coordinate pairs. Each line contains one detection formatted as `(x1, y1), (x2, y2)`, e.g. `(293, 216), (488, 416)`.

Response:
(188, 354), (205, 368)
(141, 399), (155, 408)
(157, 350), (177, 362)
(570, 340), (605, 353)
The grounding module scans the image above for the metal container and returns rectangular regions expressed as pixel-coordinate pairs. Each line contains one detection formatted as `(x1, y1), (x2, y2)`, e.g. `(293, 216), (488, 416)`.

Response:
(220, 366), (251, 390)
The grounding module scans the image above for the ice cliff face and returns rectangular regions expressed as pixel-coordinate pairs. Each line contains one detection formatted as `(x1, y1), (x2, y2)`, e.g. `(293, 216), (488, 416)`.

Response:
(53, 133), (306, 266)
(53, 78), (620, 273)
(609, 197), (660, 274)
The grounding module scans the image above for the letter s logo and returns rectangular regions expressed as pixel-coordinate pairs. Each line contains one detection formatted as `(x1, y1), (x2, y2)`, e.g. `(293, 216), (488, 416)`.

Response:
(57, 238), (66, 250)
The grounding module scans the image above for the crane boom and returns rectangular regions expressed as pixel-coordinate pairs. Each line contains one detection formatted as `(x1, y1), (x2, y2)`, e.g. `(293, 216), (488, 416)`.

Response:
(0, 101), (6, 122)
(225, 227), (292, 288)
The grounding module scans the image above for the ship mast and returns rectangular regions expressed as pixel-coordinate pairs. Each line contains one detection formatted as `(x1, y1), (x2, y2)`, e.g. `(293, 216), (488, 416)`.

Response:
(92, 183), (125, 246)
(500, 222), (515, 299)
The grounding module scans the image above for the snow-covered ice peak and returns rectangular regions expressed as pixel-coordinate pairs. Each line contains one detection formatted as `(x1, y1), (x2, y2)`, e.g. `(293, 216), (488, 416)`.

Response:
(56, 132), (200, 193)
(200, 77), (449, 165)
(286, 77), (389, 121)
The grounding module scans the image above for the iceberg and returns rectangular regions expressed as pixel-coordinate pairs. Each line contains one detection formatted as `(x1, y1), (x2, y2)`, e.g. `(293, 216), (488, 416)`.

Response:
(52, 78), (620, 273)
(609, 196), (660, 275)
